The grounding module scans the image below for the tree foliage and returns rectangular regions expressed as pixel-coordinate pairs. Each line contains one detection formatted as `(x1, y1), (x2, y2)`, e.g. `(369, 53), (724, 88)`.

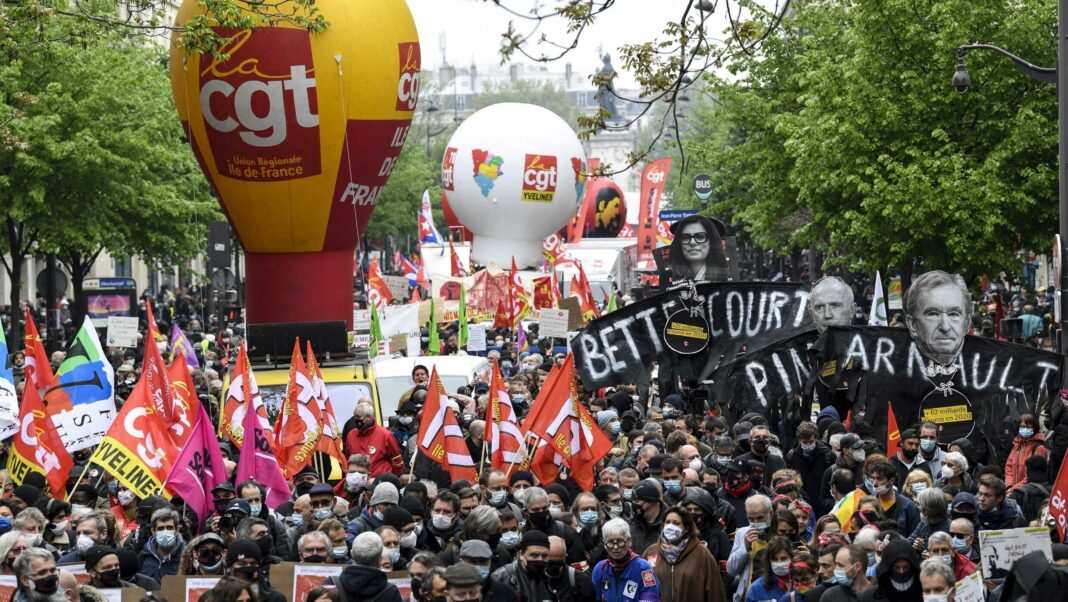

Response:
(682, 0), (1057, 282)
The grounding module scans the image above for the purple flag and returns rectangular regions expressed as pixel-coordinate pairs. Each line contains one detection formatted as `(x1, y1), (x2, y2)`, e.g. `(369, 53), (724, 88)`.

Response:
(164, 405), (226, 522)
(170, 324), (200, 370)
(236, 382), (292, 508)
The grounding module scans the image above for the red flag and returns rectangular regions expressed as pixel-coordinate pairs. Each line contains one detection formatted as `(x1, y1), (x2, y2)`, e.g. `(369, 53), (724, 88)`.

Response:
(844, 409), (853, 429)
(410, 287), (422, 303)
(22, 308), (54, 395)
(416, 367), (476, 482)
(164, 403), (227, 522)
(508, 257), (528, 327)
(521, 361), (569, 443)
(493, 299), (509, 330)
(166, 357), (204, 449)
(636, 157), (672, 265)
(532, 276), (554, 309)
(235, 345), (292, 507)
(450, 242), (467, 277)
(570, 275), (597, 323)
(367, 259), (393, 308)
(8, 382), (72, 498)
(885, 403), (901, 458)
(486, 360), (525, 470)
(1051, 430), (1068, 542)
(617, 223), (635, 238)
(309, 343), (346, 466)
(219, 345), (271, 449)
(142, 300), (176, 422)
(577, 263), (599, 319)
(530, 440), (562, 485)
(274, 340), (321, 478)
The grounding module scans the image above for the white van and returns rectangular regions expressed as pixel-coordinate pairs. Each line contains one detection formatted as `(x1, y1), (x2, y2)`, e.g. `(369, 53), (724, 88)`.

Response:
(373, 355), (492, 419)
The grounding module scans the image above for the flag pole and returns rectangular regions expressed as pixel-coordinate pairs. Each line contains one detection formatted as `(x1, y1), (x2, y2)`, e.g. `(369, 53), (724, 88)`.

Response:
(64, 467), (89, 502)
(504, 433), (536, 480)
(478, 439), (487, 476)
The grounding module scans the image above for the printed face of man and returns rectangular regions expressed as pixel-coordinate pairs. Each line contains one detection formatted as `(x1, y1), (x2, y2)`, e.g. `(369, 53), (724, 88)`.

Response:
(809, 278), (854, 333)
(906, 283), (969, 365)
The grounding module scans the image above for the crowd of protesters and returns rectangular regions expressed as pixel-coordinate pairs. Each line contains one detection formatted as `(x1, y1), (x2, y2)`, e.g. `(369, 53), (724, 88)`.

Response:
(0, 272), (1063, 602)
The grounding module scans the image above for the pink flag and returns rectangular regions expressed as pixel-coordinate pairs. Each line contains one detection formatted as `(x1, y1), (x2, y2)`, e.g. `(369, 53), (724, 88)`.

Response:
(164, 405), (227, 521)
(236, 367), (292, 508)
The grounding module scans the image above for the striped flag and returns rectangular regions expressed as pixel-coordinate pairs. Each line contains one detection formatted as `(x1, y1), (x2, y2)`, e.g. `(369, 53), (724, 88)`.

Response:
(486, 360), (525, 470)
(23, 308), (54, 396)
(417, 367), (476, 482)
(418, 189), (444, 243)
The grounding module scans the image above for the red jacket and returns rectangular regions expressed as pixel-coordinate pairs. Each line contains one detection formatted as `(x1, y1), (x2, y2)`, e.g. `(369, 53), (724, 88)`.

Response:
(1005, 432), (1048, 490)
(344, 425), (404, 477)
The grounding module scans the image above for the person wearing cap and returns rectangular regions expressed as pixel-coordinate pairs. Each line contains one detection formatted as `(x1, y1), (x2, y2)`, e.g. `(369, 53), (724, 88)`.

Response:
(181, 533), (227, 576)
(350, 482), (399, 535)
(457, 540), (516, 602)
(888, 428), (933, 486)
(736, 425), (786, 490)
(491, 530), (556, 601)
(338, 532), (403, 602)
(236, 479), (291, 560)
(344, 400), (404, 478)
(212, 539), (286, 602)
(719, 458), (761, 528)
(391, 401), (420, 456)
(202, 482), (237, 533)
(83, 545), (132, 589)
(591, 518), (660, 602)
(444, 563), (489, 602)
(628, 480), (667, 556)
(213, 498), (252, 541)
(137, 508), (185, 583)
(286, 483), (337, 559)
(818, 433), (867, 515)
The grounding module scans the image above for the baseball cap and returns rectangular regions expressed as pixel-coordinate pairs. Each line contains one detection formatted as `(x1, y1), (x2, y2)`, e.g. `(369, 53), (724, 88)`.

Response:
(225, 499), (251, 515)
(840, 434), (864, 450)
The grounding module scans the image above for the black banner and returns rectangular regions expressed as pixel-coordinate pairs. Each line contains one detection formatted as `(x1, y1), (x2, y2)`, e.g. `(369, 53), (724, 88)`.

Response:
(570, 282), (814, 389)
(708, 330), (820, 420)
(811, 326), (1062, 446)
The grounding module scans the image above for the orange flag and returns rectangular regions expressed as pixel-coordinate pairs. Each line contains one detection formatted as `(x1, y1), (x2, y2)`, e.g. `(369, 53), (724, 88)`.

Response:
(166, 357), (204, 449)
(368, 259), (393, 308)
(486, 360), (525, 470)
(492, 299), (509, 330)
(450, 241), (467, 277)
(22, 308), (54, 395)
(886, 403), (901, 458)
(9, 382), (72, 499)
(309, 342), (346, 466)
(219, 345), (271, 448)
(417, 367), (476, 482)
(275, 340), (320, 478)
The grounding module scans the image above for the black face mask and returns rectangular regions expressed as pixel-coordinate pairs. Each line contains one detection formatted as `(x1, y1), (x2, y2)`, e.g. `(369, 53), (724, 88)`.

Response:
(902, 448), (919, 460)
(752, 441), (769, 454)
(485, 533), (501, 550)
(525, 560), (546, 579)
(232, 566), (259, 583)
(295, 482), (314, 497)
(97, 568), (121, 587)
(410, 576), (422, 601)
(33, 575), (59, 595)
(528, 510), (552, 527)
(302, 554), (326, 564)
(545, 561), (566, 579)
(256, 535), (273, 558)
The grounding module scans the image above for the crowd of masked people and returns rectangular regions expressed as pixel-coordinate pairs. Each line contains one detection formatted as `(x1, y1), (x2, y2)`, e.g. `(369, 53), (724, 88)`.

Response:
(1, 355), (1067, 602)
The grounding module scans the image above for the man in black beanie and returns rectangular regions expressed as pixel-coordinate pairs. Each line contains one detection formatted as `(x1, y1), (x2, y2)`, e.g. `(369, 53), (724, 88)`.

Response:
(214, 539), (285, 602)
(83, 546), (134, 589)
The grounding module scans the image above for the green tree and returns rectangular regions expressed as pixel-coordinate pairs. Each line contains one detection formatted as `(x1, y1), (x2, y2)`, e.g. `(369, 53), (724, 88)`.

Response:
(364, 141), (441, 244)
(684, 0), (1057, 284)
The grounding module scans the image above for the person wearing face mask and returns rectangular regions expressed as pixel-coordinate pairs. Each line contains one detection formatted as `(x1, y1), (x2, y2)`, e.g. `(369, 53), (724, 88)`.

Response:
(933, 452), (974, 495)
(818, 434), (868, 516)
(726, 494), (773, 602)
(479, 469), (524, 520)
(719, 459), (761, 530)
(571, 493), (605, 566)
(57, 513), (108, 564)
(83, 546), (134, 590)
(1005, 413), (1048, 492)
(857, 538), (921, 602)
(819, 544), (870, 602)
(659, 458), (690, 507)
(917, 558), (955, 602)
(924, 531), (975, 582)
(344, 401), (404, 478)
(497, 510), (522, 556)
(349, 482), (399, 535)
(888, 429), (933, 487)
(544, 485), (572, 522)
(38, 499), (71, 553)
(423, 491), (463, 554)
(642, 507), (726, 602)
(137, 508), (185, 583)
(202, 482), (238, 534)
(12, 548), (64, 602)
(742, 536), (793, 602)
(380, 507), (417, 568)
(680, 488), (730, 575)
(491, 530), (556, 602)
(457, 540), (516, 602)
(737, 426), (786, 490)
(916, 422), (947, 479)
(236, 480), (291, 561)
(785, 422), (834, 506)
(439, 506), (512, 572)
(590, 518), (660, 602)
(521, 488), (587, 566)
(216, 539), (287, 602)
(864, 459), (921, 538)
(107, 484), (139, 542)
(391, 402), (421, 453)
(340, 455), (372, 507)
(596, 410), (628, 451)
(180, 533), (227, 576)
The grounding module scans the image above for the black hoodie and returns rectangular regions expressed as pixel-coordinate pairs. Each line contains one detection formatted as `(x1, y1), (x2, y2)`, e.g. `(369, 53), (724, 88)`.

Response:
(859, 539), (920, 602)
(339, 564), (401, 602)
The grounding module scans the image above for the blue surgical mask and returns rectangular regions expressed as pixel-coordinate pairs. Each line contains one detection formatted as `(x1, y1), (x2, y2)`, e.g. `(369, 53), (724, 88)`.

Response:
(938, 554), (953, 566)
(1020, 427), (1035, 438)
(511, 393), (526, 405)
(865, 476), (874, 492)
(313, 507), (333, 521)
(622, 488), (634, 500)
(867, 552), (877, 568)
(389, 548), (400, 564)
(663, 480), (681, 495)
(952, 537), (969, 552)
(911, 483), (928, 494)
(579, 510), (599, 526)
(155, 530), (176, 549)
(500, 531), (520, 550)
(716, 455), (730, 466)
(920, 439), (936, 453)
(834, 567), (854, 586)
(289, 515), (304, 528)
(331, 546), (349, 559)
(609, 422), (621, 435)
(0, 518), (11, 535)
(490, 490), (508, 506)
(478, 566), (490, 580)
(374, 509), (385, 521)
(249, 503), (262, 516)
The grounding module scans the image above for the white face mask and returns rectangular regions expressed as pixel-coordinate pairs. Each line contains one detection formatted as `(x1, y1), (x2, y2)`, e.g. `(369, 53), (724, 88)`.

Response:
(923, 595), (949, 602)
(345, 471), (368, 489)
(117, 490), (135, 506)
(399, 531), (417, 549)
(431, 513), (454, 530)
(941, 465), (955, 480)
(75, 534), (95, 553)
(771, 560), (790, 576)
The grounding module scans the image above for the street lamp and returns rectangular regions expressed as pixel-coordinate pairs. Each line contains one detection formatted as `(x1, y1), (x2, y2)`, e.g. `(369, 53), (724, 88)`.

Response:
(952, 25), (1068, 355)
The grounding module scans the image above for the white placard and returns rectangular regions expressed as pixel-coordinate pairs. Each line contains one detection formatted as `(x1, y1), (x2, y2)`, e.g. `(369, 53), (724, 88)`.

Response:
(383, 275), (410, 300)
(538, 308), (570, 338)
(954, 571), (983, 602)
(978, 526), (1052, 580)
(467, 324), (487, 352)
(105, 316), (139, 348)
(406, 334), (421, 358)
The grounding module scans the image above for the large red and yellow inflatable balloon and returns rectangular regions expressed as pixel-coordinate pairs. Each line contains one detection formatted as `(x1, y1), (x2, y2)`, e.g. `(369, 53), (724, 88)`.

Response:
(169, 1), (419, 327)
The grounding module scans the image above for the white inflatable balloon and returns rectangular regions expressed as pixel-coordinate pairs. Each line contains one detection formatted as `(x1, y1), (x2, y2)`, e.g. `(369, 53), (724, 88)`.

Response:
(440, 103), (586, 268)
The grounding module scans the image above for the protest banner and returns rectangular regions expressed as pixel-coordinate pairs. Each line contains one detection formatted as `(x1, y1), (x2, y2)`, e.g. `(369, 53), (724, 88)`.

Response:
(160, 576), (220, 602)
(978, 526), (1053, 581)
(106, 316), (139, 348)
(538, 308), (570, 338)
(954, 571), (983, 602)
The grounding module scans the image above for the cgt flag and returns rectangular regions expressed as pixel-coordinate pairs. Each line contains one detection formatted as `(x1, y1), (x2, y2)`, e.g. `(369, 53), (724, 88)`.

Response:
(235, 344), (292, 508)
(274, 340), (321, 478)
(163, 402), (227, 522)
(486, 359), (525, 470)
(309, 342), (346, 467)
(8, 382), (72, 499)
(1052, 407), (1068, 542)
(417, 367), (476, 482)
(219, 346), (272, 448)
(23, 308), (54, 396)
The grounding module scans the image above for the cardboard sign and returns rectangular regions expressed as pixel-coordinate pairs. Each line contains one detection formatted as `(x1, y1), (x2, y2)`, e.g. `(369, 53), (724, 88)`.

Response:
(557, 297), (585, 331)
(0, 575), (16, 602)
(954, 571), (984, 602)
(383, 275), (410, 300)
(287, 563), (343, 602)
(538, 308), (570, 338)
(388, 571), (413, 600)
(978, 526), (1052, 581)
(105, 316), (139, 348)
(466, 324), (487, 352)
(161, 575), (220, 602)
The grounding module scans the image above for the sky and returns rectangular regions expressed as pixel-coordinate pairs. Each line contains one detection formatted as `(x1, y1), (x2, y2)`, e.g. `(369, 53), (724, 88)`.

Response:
(407, 0), (746, 88)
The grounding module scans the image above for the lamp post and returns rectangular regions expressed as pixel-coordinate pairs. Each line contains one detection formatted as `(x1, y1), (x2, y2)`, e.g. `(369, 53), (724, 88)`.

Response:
(953, 7), (1068, 356)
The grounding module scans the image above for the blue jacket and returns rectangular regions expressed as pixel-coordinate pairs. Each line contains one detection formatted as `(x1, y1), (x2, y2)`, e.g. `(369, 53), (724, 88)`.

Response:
(592, 553), (660, 602)
(745, 576), (786, 602)
(138, 536), (185, 583)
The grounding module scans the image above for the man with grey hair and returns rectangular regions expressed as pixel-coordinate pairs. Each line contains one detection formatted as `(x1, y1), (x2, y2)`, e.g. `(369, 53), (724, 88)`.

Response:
(344, 400), (404, 478)
(810, 277), (856, 333)
(522, 488), (587, 565)
(338, 532), (401, 601)
(906, 270), (971, 366)
(296, 531), (331, 563)
(909, 488), (950, 545)
(726, 494), (773, 602)
(14, 548), (64, 602)
(138, 507), (184, 582)
(918, 554), (957, 599)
